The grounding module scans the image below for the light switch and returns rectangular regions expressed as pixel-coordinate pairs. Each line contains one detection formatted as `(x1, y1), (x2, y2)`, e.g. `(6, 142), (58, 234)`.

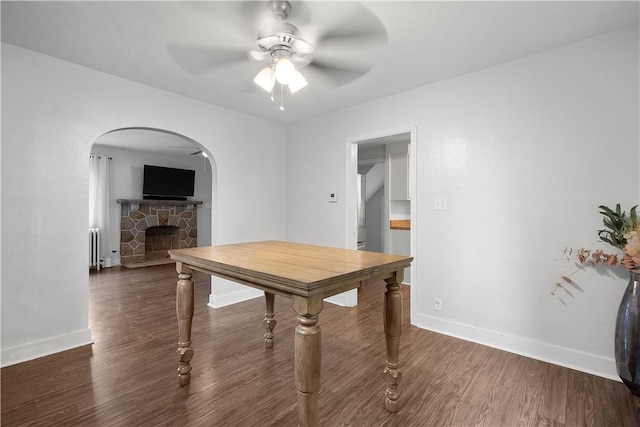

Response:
(433, 196), (448, 210)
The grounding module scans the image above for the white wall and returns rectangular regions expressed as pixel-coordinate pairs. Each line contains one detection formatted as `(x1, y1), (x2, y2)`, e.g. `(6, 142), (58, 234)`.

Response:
(1, 43), (286, 366)
(90, 144), (214, 265)
(286, 26), (639, 379)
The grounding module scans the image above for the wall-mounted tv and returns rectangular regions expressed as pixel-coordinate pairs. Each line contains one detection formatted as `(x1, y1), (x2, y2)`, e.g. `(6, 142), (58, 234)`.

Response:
(143, 165), (195, 200)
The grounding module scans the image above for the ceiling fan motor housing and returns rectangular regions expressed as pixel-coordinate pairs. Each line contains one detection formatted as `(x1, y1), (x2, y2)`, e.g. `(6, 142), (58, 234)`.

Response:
(256, 9), (314, 66)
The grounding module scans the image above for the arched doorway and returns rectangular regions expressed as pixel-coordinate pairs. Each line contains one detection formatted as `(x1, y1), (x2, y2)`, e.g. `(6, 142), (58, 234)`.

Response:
(90, 127), (214, 268)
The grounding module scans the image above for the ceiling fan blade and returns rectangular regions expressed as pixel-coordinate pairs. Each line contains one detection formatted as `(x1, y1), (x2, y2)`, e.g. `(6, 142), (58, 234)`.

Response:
(306, 59), (372, 87)
(313, 3), (387, 50)
(317, 25), (387, 49)
(247, 50), (270, 62)
(233, 1), (273, 30)
(169, 146), (202, 156)
(179, 1), (258, 46)
(166, 44), (250, 73)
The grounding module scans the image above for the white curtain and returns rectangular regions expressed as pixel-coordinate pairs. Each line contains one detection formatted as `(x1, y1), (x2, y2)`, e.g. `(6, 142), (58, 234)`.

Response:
(89, 155), (112, 261)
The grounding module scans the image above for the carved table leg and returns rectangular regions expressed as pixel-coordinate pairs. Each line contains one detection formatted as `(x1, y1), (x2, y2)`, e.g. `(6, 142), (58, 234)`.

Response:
(176, 262), (195, 386)
(293, 295), (323, 427)
(383, 272), (404, 412)
(264, 292), (277, 348)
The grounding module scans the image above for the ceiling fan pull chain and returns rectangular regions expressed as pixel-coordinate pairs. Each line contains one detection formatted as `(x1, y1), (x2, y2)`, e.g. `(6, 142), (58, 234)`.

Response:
(280, 83), (285, 111)
(270, 63), (276, 102)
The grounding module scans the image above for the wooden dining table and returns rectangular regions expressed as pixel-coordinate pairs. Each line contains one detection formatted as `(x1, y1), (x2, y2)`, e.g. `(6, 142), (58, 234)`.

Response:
(169, 240), (412, 426)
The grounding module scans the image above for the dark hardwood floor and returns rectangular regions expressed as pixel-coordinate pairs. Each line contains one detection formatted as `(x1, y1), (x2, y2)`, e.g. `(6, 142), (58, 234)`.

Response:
(2, 264), (639, 426)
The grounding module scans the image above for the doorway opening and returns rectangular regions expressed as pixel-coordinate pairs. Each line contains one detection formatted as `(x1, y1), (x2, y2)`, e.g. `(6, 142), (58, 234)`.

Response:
(89, 127), (214, 269)
(346, 127), (417, 323)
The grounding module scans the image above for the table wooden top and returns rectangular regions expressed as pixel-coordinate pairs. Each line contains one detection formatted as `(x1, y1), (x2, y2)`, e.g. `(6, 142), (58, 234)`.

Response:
(169, 240), (412, 298)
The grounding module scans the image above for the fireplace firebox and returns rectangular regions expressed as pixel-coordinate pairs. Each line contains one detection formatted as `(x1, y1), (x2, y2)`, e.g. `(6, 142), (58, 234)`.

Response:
(117, 199), (203, 267)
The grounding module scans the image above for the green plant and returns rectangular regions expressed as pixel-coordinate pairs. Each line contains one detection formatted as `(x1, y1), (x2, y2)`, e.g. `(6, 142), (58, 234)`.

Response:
(597, 204), (638, 249)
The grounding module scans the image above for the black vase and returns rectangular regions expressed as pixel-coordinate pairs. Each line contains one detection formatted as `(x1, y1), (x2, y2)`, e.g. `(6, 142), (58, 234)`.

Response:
(615, 271), (640, 396)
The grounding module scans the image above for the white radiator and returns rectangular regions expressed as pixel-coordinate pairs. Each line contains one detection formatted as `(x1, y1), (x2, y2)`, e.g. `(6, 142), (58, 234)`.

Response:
(89, 228), (100, 270)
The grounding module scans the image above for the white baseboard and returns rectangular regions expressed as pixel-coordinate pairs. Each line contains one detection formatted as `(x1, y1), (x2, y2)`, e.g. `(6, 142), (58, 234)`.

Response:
(414, 312), (619, 381)
(1, 328), (94, 368)
(208, 287), (263, 308)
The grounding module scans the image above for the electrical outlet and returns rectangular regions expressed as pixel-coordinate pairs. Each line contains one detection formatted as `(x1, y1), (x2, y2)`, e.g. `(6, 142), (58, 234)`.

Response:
(434, 298), (442, 311)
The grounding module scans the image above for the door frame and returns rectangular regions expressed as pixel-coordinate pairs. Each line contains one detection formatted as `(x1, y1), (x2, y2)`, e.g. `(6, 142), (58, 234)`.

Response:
(345, 125), (417, 324)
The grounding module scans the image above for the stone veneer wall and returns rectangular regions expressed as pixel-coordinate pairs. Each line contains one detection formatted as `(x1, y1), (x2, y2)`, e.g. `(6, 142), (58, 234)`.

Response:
(117, 200), (201, 266)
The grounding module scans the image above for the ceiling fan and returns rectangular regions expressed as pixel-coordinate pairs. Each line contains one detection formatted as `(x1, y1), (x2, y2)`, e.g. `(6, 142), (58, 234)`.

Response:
(167, 0), (387, 108)
(169, 146), (203, 156)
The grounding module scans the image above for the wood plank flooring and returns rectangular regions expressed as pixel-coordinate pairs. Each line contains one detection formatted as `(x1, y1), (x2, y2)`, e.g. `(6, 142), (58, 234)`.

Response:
(2, 264), (639, 426)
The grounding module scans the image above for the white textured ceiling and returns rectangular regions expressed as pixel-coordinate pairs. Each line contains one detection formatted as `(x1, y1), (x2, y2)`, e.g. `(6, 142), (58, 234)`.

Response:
(2, 0), (638, 151)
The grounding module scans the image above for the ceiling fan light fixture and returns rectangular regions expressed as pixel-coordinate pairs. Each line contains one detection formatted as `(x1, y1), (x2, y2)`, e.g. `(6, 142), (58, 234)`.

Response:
(254, 66), (275, 92)
(274, 57), (296, 84)
(288, 70), (308, 94)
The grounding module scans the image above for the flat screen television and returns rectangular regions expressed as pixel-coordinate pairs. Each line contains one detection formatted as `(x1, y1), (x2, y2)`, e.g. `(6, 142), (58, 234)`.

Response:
(143, 165), (195, 200)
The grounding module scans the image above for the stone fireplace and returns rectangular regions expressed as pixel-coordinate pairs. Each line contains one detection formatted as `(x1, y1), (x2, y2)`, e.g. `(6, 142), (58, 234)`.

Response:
(117, 199), (203, 267)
